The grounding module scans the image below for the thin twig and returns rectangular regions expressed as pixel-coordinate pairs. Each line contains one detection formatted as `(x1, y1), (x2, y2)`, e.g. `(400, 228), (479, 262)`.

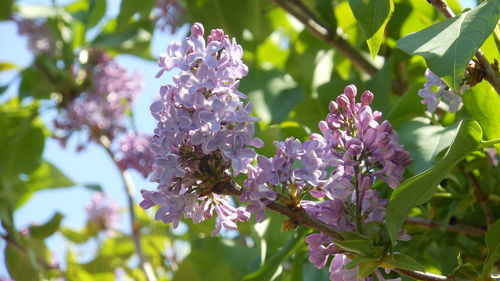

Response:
(98, 136), (157, 281)
(427, 0), (500, 95)
(393, 268), (450, 281)
(466, 171), (495, 228)
(222, 181), (458, 281)
(405, 217), (486, 236)
(268, 0), (378, 76)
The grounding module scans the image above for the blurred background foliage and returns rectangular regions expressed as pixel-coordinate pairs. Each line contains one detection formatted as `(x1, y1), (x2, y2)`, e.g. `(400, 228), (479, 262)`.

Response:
(1, 0), (500, 280)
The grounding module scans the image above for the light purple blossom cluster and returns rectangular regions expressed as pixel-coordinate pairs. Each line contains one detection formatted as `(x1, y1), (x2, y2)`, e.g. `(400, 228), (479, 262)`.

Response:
(54, 56), (142, 148)
(242, 85), (411, 280)
(154, 0), (184, 33)
(117, 133), (155, 178)
(86, 192), (120, 234)
(140, 22), (262, 235)
(15, 16), (56, 56)
(418, 69), (465, 113)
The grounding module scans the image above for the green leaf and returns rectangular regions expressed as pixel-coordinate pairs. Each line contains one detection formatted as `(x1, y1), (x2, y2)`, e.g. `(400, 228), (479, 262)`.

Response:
(398, 120), (459, 174)
(83, 183), (104, 192)
(0, 100), (46, 178)
(483, 220), (500, 277)
(344, 256), (379, 270)
(334, 239), (374, 256)
(0, 0), (14, 20)
(116, 0), (155, 31)
(92, 21), (153, 59)
(5, 244), (40, 281)
(463, 81), (500, 153)
(86, 0), (106, 28)
(29, 212), (64, 239)
(386, 81), (427, 127)
(61, 227), (91, 244)
(453, 263), (480, 279)
(173, 250), (233, 281)
(240, 69), (305, 124)
(386, 120), (483, 242)
(340, 231), (369, 241)
(0, 62), (20, 71)
(382, 253), (425, 272)
(18, 67), (56, 100)
(315, 0), (337, 30)
(348, 0), (394, 58)
(242, 228), (308, 281)
(16, 161), (75, 208)
(357, 260), (379, 279)
(397, 0), (500, 88)
(185, 0), (272, 43)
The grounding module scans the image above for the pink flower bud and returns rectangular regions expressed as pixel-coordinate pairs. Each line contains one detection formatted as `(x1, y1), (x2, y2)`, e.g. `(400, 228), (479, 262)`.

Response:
(329, 101), (338, 113)
(336, 94), (350, 109)
(191, 22), (204, 36)
(344, 84), (357, 99)
(361, 91), (374, 105)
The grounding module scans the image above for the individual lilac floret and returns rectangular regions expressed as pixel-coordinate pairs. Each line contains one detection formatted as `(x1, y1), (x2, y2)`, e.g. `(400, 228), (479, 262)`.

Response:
(117, 133), (155, 178)
(141, 23), (259, 235)
(54, 56), (142, 149)
(86, 193), (120, 234)
(418, 69), (464, 113)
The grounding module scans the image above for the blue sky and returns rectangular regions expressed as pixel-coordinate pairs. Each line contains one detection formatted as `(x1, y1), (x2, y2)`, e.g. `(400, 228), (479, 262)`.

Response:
(0, 0), (187, 276)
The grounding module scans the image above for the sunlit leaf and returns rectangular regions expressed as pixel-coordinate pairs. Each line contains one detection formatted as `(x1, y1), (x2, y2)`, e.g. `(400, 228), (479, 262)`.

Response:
(482, 220), (500, 277)
(397, 0), (500, 88)
(348, 0), (394, 58)
(387, 120), (483, 242)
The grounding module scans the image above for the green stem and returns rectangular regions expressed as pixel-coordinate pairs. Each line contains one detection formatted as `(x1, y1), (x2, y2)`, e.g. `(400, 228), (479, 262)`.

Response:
(97, 135), (157, 281)
(480, 138), (500, 148)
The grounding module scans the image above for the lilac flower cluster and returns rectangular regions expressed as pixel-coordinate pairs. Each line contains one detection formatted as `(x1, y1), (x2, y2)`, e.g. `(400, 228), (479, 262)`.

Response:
(242, 85), (411, 280)
(86, 193), (120, 234)
(154, 0), (184, 33)
(140, 23), (262, 235)
(54, 55), (142, 148)
(418, 69), (466, 113)
(117, 133), (155, 178)
(15, 16), (56, 56)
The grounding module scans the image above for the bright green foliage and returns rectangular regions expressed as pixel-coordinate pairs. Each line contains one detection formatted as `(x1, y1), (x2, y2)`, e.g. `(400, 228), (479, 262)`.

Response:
(382, 253), (425, 272)
(387, 120), (483, 242)
(463, 81), (500, 152)
(348, 0), (394, 58)
(397, 0), (500, 88)
(243, 228), (308, 281)
(483, 220), (500, 277)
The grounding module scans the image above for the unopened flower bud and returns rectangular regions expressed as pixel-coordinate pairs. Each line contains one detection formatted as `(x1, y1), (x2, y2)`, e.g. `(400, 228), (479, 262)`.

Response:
(191, 22), (204, 36)
(336, 94), (350, 109)
(361, 91), (374, 105)
(344, 84), (357, 99)
(329, 101), (338, 113)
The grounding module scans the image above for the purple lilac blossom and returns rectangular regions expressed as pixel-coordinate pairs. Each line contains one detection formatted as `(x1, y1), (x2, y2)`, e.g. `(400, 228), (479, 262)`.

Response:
(86, 192), (120, 234)
(140, 22), (261, 235)
(54, 55), (142, 148)
(485, 147), (499, 167)
(15, 16), (56, 56)
(243, 85), (411, 280)
(154, 0), (184, 32)
(418, 69), (464, 113)
(117, 133), (155, 178)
